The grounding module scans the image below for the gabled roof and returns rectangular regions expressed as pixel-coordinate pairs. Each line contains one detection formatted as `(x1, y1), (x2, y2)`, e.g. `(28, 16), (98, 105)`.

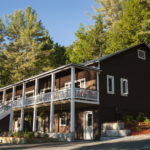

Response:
(83, 43), (150, 66)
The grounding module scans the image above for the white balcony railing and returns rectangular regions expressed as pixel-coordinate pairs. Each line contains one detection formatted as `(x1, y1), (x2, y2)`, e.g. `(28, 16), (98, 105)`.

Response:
(75, 88), (98, 101)
(53, 88), (71, 101)
(12, 98), (22, 108)
(24, 96), (35, 106)
(36, 92), (51, 104)
(11, 88), (98, 108)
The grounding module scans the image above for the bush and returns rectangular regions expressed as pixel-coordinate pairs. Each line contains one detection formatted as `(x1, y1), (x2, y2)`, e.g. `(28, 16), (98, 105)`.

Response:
(123, 115), (133, 124)
(23, 132), (34, 138)
(144, 117), (150, 124)
(44, 133), (49, 138)
(136, 112), (145, 122)
(136, 125), (142, 132)
(13, 131), (22, 137)
(3, 132), (8, 137)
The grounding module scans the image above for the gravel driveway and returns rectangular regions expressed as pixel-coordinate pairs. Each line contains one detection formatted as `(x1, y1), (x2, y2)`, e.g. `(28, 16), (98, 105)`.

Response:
(0, 135), (150, 150)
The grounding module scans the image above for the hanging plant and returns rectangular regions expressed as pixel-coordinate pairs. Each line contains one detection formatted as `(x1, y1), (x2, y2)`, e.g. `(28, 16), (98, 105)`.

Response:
(60, 112), (66, 119)
(39, 112), (47, 120)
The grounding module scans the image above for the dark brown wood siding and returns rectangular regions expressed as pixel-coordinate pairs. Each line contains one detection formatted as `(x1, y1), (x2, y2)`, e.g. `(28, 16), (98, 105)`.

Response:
(99, 43), (150, 122)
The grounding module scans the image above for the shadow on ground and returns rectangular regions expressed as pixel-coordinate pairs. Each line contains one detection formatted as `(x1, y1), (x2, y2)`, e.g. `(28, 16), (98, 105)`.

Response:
(73, 139), (150, 150)
(0, 138), (150, 150)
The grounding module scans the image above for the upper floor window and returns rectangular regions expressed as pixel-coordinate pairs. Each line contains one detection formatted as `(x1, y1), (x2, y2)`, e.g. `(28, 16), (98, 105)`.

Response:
(26, 90), (34, 98)
(120, 78), (128, 96)
(138, 49), (146, 60)
(65, 78), (86, 89)
(107, 75), (114, 94)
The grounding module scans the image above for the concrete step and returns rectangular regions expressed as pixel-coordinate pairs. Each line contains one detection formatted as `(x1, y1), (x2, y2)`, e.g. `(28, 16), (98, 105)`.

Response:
(101, 129), (131, 137)
(101, 122), (125, 130)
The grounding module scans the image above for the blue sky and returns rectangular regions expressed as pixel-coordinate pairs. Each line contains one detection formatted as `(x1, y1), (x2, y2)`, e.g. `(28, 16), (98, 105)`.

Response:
(0, 0), (96, 46)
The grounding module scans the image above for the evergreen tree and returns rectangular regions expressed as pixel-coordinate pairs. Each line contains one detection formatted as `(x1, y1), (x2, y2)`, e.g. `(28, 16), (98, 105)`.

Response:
(66, 15), (105, 64)
(105, 0), (150, 54)
(94, 0), (124, 30)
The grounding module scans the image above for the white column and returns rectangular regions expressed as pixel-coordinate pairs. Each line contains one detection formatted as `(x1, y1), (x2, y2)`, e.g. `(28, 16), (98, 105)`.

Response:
(2, 90), (6, 104)
(97, 72), (99, 101)
(33, 78), (38, 132)
(20, 82), (26, 131)
(9, 86), (15, 131)
(50, 73), (55, 132)
(70, 66), (75, 140)
(97, 62), (100, 102)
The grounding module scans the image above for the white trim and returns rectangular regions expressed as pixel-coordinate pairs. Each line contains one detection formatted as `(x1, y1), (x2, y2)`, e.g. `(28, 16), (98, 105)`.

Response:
(84, 111), (93, 140)
(107, 75), (115, 94)
(75, 99), (99, 104)
(25, 90), (34, 98)
(137, 49), (146, 60)
(120, 78), (128, 96)
(65, 78), (86, 89)
(59, 112), (67, 126)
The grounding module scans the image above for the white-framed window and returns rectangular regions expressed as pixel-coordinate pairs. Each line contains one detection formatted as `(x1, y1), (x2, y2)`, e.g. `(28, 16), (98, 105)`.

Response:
(137, 49), (146, 60)
(120, 78), (128, 96)
(65, 78), (86, 89)
(59, 112), (67, 126)
(25, 90), (34, 98)
(107, 75), (115, 94)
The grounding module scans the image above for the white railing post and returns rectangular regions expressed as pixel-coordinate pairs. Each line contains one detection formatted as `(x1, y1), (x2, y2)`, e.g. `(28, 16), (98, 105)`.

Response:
(20, 82), (26, 131)
(2, 90), (6, 105)
(9, 86), (15, 131)
(70, 66), (75, 141)
(33, 78), (38, 132)
(50, 73), (55, 132)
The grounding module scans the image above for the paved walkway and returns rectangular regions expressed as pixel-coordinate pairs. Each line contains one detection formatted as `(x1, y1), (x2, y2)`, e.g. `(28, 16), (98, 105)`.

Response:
(1, 135), (150, 150)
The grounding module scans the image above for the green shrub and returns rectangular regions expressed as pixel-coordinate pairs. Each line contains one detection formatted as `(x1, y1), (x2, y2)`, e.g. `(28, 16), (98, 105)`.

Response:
(136, 125), (142, 132)
(23, 132), (34, 138)
(123, 115), (133, 124)
(136, 112), (145, 122)
(44, 133), (49, 138)
(3, 132), (8, 137)
(13, 131), (22, 137)
(144, 117), (150, 124)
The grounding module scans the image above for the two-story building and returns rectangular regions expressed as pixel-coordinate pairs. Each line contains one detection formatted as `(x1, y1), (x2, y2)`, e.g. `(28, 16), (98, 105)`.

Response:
(0, 43), (150, 141)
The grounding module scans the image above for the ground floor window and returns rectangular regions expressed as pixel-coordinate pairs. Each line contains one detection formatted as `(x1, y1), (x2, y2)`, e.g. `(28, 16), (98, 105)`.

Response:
(59, 112), (67, 126)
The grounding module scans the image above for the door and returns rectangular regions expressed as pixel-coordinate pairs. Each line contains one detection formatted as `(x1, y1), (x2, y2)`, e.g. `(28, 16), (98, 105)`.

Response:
(84, 111), (93, 140)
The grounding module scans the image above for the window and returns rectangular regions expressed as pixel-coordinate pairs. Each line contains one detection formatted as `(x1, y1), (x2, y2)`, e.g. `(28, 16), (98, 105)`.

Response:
(26, 90), (34, 98)
(59, 112), (67, 126)
(138, 49), (146, 60)
(120, 78), (128, 96)
(107, 75), (114, 94)
(65, 78), (86, 89)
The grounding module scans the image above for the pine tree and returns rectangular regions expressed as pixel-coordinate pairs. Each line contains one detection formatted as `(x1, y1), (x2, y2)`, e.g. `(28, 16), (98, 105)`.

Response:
(66, 14), (105, 64)
(105, 0), (150, 54)
(3, 6), (54, 83)
(94, 0), (124, 30)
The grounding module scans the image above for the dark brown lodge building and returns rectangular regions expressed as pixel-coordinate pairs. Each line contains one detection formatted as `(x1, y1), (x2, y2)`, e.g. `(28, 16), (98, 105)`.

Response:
(0, 43), (150, 141)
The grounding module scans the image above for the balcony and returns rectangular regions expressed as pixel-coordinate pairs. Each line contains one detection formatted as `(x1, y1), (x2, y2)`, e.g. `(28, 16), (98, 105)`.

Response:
(11, 88), (98, 108)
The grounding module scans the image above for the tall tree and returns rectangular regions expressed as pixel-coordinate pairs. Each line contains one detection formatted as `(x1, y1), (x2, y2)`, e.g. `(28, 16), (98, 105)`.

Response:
(66, 14), (105, 64)
(94, 0), (124, 30)
(3, 6), (54, 83)
(104, 0), (150, 54)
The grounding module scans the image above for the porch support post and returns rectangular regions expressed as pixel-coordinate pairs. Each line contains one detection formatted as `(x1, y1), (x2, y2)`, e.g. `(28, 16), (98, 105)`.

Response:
(50, 73), (55, 132)
(9, 86), (15, 131)
(70, 66), (75, 141)
(96, 71), (99, 102)
(20, 82), (26, 131)
(33, 78), (38, 132)
(2, 90), (6, 104)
